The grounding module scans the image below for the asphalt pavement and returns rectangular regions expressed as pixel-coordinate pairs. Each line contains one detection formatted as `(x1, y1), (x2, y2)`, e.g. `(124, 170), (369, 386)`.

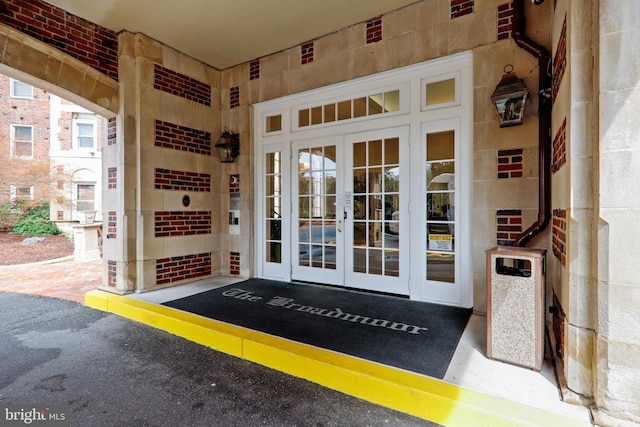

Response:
(0, 292), (436, 426)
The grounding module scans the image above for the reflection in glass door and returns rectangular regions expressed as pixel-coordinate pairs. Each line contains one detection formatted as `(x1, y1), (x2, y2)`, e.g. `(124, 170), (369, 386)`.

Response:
(426, 130), (456, 283)
(292, 140), (342, 284)
(345, 128), (409, 295)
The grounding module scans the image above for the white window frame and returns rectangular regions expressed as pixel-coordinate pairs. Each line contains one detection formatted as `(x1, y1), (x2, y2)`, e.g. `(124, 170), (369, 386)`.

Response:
(73, 113), (97, 150)
(73, 182), (97, 219)
(10, 185), (34, 201)
(254, 51), (474, 307)
(10, 124), (34, 158)
(10, 78), (33, 99)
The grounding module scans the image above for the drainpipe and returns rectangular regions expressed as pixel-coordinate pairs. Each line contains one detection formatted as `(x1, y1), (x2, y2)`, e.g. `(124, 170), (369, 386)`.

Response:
(511, 0), (552, 247)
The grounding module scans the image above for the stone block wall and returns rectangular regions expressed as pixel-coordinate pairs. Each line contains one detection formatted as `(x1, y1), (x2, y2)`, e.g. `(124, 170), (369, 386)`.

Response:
(220, 0), (551, 310)
(101, 32), (221, 293)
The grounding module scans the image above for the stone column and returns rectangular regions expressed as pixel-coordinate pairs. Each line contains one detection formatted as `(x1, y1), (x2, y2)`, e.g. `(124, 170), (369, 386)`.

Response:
(594, 0), (640, 424)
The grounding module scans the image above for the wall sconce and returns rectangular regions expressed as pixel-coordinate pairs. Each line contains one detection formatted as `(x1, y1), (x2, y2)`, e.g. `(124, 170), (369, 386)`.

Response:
(491, 65), (529, 128)
(215, 127), (240, 163)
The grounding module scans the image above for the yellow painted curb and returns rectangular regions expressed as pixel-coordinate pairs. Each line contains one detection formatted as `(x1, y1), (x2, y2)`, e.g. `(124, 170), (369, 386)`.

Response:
(85, 290), (590, 427)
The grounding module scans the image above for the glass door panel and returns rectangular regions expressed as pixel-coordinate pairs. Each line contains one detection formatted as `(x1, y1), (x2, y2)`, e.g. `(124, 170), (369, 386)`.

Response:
(345, 127), (409, 295)
(426, 130), (455, 283)
(292, 138), (342, 284)
(261, 143), (290, 280)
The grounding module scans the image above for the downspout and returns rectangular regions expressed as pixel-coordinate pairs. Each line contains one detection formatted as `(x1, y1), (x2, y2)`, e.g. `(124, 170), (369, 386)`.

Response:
(511, 0), (552, 247)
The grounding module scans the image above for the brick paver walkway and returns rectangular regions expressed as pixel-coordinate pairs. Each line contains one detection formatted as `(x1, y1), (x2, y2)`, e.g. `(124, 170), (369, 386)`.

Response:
(0, 257), (102, 304)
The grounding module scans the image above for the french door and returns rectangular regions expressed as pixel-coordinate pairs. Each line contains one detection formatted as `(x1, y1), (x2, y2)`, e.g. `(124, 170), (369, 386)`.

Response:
(292, 127), (409, 295)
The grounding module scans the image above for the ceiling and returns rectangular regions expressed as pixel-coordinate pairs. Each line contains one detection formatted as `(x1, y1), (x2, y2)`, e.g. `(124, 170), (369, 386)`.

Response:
(45, 0), (420, 70)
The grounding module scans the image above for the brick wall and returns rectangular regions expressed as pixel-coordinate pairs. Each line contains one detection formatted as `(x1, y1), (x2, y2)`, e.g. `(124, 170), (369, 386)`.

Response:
(552, 15), (567, 103)
(0, 0), (118, 80)
(230, 86), (240, 108)
(497, 148), (524, 179)
(249, 60), (260, 80)
(153, 64), (211, 106)
(497, 2), (514, 40)
(154, 168), (211, 192)
(552, 117), (567, 173)
(107, 260), (117, 287)
(107, 167), (117, 189)
(551, 290), (566, 367)
(154, 211), (212, 237)
(366, 17), (383, 44)
(0, 75), (51, 200)
(230, 251), (240, 275)
(496, 209), (523, 246)
(552, 208), (567, 265)
(106, 211), (116, 239)
(156, 252), (212, 285)
(451, 0), (474, 19)
(154, 120), (212, 155)
(107, 117), (117, 146)
(301, 42), (314, 65)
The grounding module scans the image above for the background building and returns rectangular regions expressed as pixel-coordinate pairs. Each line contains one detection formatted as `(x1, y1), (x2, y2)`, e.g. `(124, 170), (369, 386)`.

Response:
(0, 74), (104, 227)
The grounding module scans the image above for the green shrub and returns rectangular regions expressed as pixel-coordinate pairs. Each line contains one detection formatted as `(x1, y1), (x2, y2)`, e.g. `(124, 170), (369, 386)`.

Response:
(11, 202), (61, 236)
(0, 202), (18, 231)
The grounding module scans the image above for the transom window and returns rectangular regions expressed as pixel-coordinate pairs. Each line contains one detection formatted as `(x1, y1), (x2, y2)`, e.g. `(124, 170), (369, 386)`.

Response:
(297, 89), (400, 129)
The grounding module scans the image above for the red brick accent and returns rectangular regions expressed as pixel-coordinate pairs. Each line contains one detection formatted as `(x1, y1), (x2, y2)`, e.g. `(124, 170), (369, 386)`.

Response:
(497, 148), (524, 179)
(552, 16), (567, 103)
(230, 86), (240, 108)
(229, 174), (240, 193)
(451, 0), (474, 18)
(551, 290), (565, 367)
(552, 209), (567, 265)
(154, 120), (212, 155)
(154, 211), (212, 237)
(0, 0), (118, 80)
(106, 211), (116, 239)
(366, 16), (383, 44)
(155, 168), (211, 192)
(107, 117), (117, 145)
(154, 64), (211, 106)
(57, 210), (63, 220)
(496, 209), (523, 246)
(552, 117), (567, 173)
(497, 2), (515, 40)
(249, 60), (260, 80)
(107, 260), (117, 287)
(156, 252), (212, 285)
(301, 41), (314, 65)
(230, 251), (240, 275)
(107, 167), (117, 189)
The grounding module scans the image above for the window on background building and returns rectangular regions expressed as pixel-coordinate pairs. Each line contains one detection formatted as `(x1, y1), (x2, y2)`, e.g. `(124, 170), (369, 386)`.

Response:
(76, 183), (95, 212)
(73, 113), (97, 149)
(11, 125), (34, 157)
(10, 185), (34, 201)
(10, 79), (33, 99)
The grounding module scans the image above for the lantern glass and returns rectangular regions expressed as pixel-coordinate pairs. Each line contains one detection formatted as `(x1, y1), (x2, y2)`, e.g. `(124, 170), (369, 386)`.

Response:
(215, 130), (239, 163)
(491, 69), (529, 128)
(492, 90), (528, 127)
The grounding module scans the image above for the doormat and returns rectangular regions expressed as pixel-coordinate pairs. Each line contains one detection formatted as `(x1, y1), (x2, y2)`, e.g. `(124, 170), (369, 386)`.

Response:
(163, 279), (472, 379)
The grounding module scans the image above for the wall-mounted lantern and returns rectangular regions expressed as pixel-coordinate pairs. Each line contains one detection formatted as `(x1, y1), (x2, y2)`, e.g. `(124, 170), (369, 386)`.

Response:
(491, 65), (529, 128)
(215, 127), (240, 163)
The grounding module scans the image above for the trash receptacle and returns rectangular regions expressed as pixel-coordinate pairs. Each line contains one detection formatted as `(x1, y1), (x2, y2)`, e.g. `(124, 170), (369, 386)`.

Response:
(486, 246), (546, 371)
